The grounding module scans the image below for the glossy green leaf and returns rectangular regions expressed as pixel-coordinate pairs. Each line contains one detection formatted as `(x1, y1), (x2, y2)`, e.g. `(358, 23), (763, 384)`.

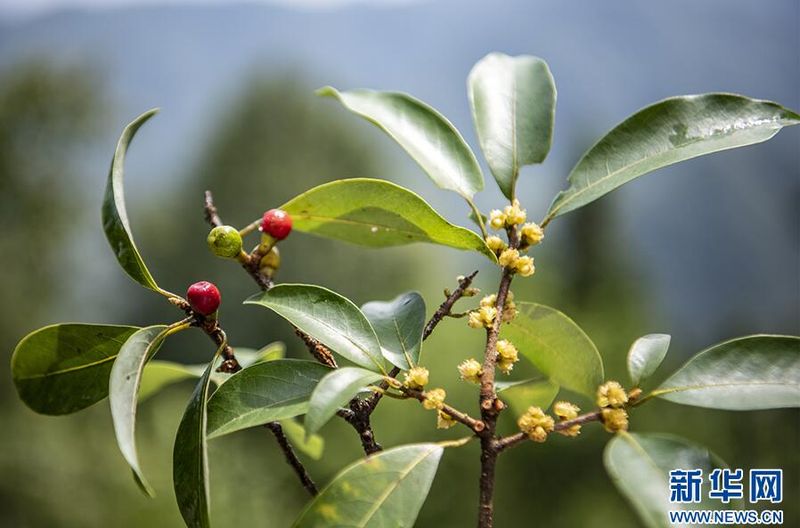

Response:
(102, 109), (165, 293)
(653, 335), (800, 410)
(318, 87), (483, 199)
(245, 284), (385, 372)
(11, 323), (140, 415)
(502, 302), (603, 397)
(110, 325), (169, 496)
(305, 367), (384, 437)
(138, 343), (287, 402)
(605, 432), (734, 528)
(362, 292), (426, 370)
(545, 94), (800, 222)
(281, 178), (495, 261)
(206, 359), (332, 439)
(280, 419), (325, 460)
(293, 443), (443, 527)
(173, 344), (224, 528)
(495, 378), (559, 417)
(140, 361), (199, 401)
(468, 53), (556, 198)
(628, 334), (671, 387)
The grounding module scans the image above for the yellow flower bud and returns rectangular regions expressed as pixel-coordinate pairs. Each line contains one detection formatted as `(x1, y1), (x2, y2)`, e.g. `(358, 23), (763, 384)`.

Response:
(497, 358), (516, 375)
(423, 388), (446, 410)
(503, 199), (527, 226)
(467, 311), (484, 329)
(597, 381), (628, 408)
(520, 222), (544, 246)
(601, 408), (629, 433)
(518, 406), (554, 443)
(478, 305), (497, 326)
(480, 294), (497, 308)
(489, 209), (507, 230)
(496, 340), (518, 362)
(457, 358), (483, 384)
(436, 410), (457, 429)
(498, 248), (520, 268)
(403, 366), (429, 390)
(553, 401), (580, 420)
(486, 236), (507, 254)
(514, 256), (535, 277)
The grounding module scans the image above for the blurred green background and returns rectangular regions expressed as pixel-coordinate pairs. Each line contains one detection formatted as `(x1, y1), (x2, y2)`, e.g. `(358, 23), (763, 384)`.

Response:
(0, 1), (798, 526)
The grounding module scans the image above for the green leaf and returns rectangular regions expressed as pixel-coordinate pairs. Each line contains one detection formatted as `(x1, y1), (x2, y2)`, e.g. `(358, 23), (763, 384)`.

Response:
(245, 284), (386, 372)
(468, 53), (556, 199)
(502, 302), (603, 397)
(318, 87), (484, 200)
(281, 178), (495, 261)
(293, 443), (443, 527)
(627, 334), (671, 387)
(495, 378), (559, 417)
(652, 335), (800, 410)
(140, 360), (199, 402)
(362, 292), (426, 370)
(138, 343), (287, 402)
(173, 344), (224, 528)
(102, 109), (166, 293)
(545, 94), (800, 222)
(604, 432), (734, 528)
(11, 323), (140, 415)
(280, 419), (325, 460)
(109, 325), (170, 496)
(206, 359), (332, 439)
(305, 367), (384, 437)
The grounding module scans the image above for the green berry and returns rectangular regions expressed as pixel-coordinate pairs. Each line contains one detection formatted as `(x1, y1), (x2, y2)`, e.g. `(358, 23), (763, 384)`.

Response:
(207, 225), (243, 259)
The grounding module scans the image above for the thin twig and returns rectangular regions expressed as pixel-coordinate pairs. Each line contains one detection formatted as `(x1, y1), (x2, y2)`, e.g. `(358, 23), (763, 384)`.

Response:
(169, 297), (241, 373)
(423, 270), (479, 340)
(402, 388), (485, 433)
(365, 270), (479, 412)
(495, 411), (603, 452)
(203, 190), (380, 455)
(264, 422), (319, 496)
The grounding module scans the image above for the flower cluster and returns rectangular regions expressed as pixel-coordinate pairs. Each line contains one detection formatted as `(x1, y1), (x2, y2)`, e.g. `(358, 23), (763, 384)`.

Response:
(486, 200), (542, 278)
(423, 388), (447, 410)
(436, 410), (456, 429)
(596, 381), (628, 408)
(495, 339), (519, 374)
(517, 406), (555, 443)
(467, 305), (496, 329)
(403, 366), (429, 390)
(457, 358), (482, 384)
(467, 292), (517, 330)
(596, 381), (629, 432)
(498, 248), (535, 277)
(553, 401), (581, 437)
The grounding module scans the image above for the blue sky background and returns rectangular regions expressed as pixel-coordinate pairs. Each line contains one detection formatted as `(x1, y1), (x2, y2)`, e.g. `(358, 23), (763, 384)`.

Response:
(1, 0), (798, 348)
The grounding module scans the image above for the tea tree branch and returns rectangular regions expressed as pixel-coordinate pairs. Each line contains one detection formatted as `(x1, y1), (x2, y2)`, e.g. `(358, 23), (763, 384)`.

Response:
(402, 387), (486, 433)
(423, 270), (479, 340)
(496, 411), (603, 452)
(477, 227), (520, 528)
(202, 190), (381, 455)
(366, 270), (480, 413)
(265, 422), (319, 496)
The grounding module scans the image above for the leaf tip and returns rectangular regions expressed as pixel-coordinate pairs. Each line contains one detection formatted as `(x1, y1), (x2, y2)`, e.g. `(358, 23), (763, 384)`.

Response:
(315, 86), (339, 98)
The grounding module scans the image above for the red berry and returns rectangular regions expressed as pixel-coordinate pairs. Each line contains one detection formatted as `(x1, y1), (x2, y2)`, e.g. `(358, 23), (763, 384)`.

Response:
(186, 281), (221, 315)
(260, 209), (293, 240)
